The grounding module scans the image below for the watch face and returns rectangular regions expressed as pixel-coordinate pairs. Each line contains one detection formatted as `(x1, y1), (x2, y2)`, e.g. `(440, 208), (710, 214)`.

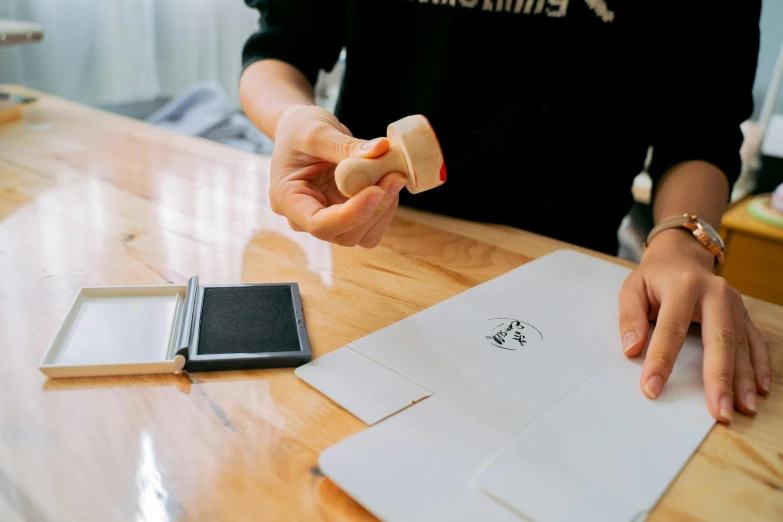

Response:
(698, 218), (725, 250)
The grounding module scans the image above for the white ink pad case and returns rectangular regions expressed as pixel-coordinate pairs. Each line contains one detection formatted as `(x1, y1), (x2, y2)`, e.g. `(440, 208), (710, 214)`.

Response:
(39, 276), (311, 378)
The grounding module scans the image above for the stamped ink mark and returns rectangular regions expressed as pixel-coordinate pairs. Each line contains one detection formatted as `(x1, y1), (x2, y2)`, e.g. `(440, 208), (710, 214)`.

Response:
(485, 318), (543, 351)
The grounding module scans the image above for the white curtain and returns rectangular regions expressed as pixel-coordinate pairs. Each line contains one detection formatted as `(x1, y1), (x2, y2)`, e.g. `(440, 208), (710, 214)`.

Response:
(0, 0), (260, 108)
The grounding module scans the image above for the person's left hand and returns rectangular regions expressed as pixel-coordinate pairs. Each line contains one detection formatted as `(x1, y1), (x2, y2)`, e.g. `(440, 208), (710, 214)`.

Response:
(618, 228), (772, 422)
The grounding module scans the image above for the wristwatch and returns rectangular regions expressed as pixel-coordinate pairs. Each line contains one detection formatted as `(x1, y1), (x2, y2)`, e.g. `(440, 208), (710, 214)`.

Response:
(644, 213), (725, 266)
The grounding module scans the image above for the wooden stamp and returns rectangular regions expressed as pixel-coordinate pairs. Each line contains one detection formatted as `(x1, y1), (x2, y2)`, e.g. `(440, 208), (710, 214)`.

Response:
(335, 115), (446, 197)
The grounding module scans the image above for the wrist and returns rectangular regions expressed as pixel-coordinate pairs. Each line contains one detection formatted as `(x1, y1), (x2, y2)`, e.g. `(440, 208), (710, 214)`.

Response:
(278, 102), (311, 119)
(274, 103), (313, 138)
(643, 228), (716, 270)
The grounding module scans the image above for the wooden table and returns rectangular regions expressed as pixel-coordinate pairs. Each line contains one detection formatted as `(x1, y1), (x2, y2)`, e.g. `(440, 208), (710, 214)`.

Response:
(1, 89), (781, 522)
(719, 197), (783, 306)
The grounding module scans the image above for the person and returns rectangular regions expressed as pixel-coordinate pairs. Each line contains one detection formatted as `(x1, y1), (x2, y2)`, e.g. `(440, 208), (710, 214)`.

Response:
(239, 0), (771, 423)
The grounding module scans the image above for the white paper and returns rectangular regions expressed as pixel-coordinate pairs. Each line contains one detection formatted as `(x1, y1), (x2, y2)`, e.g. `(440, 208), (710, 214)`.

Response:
(475, 440), (641, 522)
(506, 248), (632, 313)
(474, 336), (711, 521)
(295, 347), (431, 425)
(297, 250), (714, 522)
(349, 257), (623, 435)
(319, 396), (519, 522)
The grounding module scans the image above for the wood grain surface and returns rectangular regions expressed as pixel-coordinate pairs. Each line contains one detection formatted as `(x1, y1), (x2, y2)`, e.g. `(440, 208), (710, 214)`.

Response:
(0, 89), (781, 522)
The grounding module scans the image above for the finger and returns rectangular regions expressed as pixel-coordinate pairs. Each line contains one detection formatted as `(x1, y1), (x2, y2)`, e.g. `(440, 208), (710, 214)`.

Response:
(301, 123), (390, 164)
(618, 273), (651, 357)
(641, 283), (698, 400)
(359, 197), (399, 248)
(701, 278), (736, 423)
(746, 316), (772, 395)
(281, 181), (386, 240)
(731, 290), (757, 415)
(287, 219), (304, 233)
(334, 173), (406, 247)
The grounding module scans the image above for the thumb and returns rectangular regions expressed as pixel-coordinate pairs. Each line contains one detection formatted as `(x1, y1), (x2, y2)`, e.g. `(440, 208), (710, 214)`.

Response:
(618, 273), (651, 357)
(303, 123), (390, 164)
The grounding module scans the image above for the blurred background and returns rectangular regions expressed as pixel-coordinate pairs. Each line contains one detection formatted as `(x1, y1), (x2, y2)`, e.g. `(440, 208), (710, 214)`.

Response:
(0, 0), (345, 156)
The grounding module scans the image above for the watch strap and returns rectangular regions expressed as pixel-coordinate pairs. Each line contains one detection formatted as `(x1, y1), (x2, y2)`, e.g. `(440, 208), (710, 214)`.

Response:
(644, 214), (693, 249)
(644, 213), (725, 266)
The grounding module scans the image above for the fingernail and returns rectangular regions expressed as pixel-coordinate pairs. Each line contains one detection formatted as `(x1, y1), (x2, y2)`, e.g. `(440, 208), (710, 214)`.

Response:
(745, 392), (757, 413)
(762, 376), (771, 394)
(720, 395), (733, 422)
(644, 375), (663, 399)
(362, 138), (382, 150)
(364, 190), (384, 211)
(622, 331), (638, 354)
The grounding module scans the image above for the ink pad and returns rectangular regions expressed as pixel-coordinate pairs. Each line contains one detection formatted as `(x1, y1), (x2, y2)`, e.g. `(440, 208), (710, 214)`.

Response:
(39, 276), (311, 378)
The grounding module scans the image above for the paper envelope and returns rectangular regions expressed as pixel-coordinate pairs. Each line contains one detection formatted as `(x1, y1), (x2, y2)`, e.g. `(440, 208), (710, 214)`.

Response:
(296, 250), (714, 522)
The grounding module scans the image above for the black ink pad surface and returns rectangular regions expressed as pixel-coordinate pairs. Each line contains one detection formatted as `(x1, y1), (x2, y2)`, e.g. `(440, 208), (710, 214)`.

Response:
(186, 282), (310, 371)
(39, 276), (311, 378)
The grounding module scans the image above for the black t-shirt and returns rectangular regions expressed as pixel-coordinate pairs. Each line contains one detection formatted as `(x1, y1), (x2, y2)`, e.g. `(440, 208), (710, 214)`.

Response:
(242, 0), (759, 254)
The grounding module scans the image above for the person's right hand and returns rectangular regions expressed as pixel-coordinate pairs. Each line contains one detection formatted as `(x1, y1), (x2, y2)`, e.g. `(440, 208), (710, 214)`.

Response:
(269, 105), (408, 248)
